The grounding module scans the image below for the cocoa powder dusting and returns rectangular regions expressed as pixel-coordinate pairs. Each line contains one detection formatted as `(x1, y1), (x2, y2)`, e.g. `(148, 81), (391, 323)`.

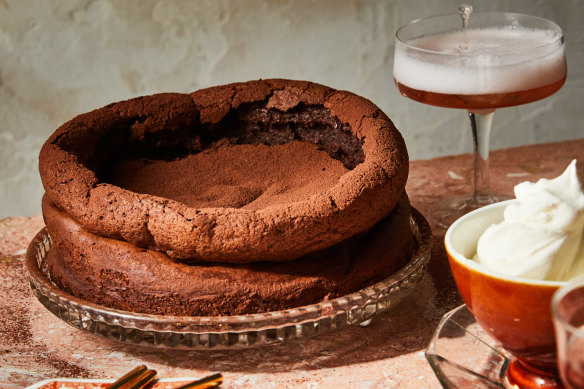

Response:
(0, 217), (93, 384)
(34, 354), (94, 379)
(0, 257), (33, 346)
(110, 141), (348, 210)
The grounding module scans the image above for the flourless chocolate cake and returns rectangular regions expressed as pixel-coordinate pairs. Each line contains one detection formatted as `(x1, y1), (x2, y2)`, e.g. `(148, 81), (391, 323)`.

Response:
(38, 79), (414, 316)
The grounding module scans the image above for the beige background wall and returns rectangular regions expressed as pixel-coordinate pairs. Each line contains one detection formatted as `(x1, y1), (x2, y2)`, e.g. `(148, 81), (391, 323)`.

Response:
(1, 0), (582, 218)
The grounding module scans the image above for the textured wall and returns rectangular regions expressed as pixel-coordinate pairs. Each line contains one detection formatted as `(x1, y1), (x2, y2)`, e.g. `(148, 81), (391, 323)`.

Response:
(1, 0), (583, 218)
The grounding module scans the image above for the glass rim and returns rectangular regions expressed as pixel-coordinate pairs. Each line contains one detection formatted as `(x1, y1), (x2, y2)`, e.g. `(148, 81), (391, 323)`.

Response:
(395, 11), (565, 56)
(551, 274), (584, 337)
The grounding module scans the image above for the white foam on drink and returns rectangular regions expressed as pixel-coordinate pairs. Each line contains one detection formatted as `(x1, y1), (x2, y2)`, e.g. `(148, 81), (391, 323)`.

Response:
(394, 27), (566, 95)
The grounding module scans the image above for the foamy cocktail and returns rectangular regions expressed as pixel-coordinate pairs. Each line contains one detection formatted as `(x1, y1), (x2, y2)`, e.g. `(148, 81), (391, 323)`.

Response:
(394, 26), (566, 110)
(394, 9), (566, 216)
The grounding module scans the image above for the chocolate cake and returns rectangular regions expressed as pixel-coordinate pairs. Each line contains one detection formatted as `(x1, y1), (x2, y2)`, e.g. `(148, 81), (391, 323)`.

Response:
(38, 79), (414, 316)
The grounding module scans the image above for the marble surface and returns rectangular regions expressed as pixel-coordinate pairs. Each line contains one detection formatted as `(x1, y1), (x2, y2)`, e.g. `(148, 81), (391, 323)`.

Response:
(1, 139), (583, 389)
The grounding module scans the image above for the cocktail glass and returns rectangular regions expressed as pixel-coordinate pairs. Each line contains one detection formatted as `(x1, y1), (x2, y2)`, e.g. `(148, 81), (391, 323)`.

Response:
(394, 7), (566, 226)
(552, 275), (584, 389)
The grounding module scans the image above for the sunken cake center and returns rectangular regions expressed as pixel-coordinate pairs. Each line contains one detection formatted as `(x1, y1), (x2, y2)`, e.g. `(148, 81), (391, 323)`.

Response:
(108, 141), (347, 210)
(102, 104), (364, 210)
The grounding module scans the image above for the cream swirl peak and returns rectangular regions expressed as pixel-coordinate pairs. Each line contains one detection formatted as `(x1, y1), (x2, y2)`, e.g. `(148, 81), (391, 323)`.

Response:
(475, 160), (584, 281)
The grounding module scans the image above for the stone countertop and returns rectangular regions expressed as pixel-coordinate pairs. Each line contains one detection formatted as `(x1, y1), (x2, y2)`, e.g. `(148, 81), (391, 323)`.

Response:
(1, 139), (583, 389)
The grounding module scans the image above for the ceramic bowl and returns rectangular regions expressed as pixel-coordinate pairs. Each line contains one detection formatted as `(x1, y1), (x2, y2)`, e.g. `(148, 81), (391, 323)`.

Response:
(444, 200), (566, 373)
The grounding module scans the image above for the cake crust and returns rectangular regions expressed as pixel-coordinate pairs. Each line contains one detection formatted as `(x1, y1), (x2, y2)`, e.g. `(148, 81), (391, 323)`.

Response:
(39, 79), (409, 263)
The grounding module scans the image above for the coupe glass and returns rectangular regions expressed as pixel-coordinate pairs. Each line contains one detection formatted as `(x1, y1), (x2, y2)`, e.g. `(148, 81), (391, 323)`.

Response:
(394, 7), (566, 226)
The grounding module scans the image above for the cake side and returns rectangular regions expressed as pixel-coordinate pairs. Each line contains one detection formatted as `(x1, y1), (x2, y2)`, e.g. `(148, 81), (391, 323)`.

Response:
(42, 194), (415, 316)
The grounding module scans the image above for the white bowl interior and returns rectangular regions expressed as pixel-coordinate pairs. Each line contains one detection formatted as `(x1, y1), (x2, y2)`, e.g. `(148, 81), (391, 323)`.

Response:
(447, 201), (508, 260)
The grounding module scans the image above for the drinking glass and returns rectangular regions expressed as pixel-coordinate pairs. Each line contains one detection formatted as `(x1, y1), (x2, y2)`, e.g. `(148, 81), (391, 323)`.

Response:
(394, 7), (566, 226)
(552, 275), (584, 389)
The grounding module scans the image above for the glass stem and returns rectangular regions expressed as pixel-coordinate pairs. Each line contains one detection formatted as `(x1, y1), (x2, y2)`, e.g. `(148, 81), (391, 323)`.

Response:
(468, 109), (495, 204)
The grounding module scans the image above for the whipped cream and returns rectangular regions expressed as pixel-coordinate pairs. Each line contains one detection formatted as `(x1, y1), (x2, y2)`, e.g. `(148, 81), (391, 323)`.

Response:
(475, 160), (584, 281)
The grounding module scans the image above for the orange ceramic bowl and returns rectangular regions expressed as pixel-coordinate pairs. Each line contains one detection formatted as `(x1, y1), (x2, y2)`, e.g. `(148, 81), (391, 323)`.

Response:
(445, 200), (565, 371)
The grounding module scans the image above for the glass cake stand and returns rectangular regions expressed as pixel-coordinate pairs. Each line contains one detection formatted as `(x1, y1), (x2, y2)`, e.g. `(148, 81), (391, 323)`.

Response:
(25, 209), (432, 350)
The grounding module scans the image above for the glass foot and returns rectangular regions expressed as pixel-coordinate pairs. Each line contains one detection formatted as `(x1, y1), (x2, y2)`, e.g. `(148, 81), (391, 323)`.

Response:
(427, 305), (565, 389)
(507, 359), (564, 389)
